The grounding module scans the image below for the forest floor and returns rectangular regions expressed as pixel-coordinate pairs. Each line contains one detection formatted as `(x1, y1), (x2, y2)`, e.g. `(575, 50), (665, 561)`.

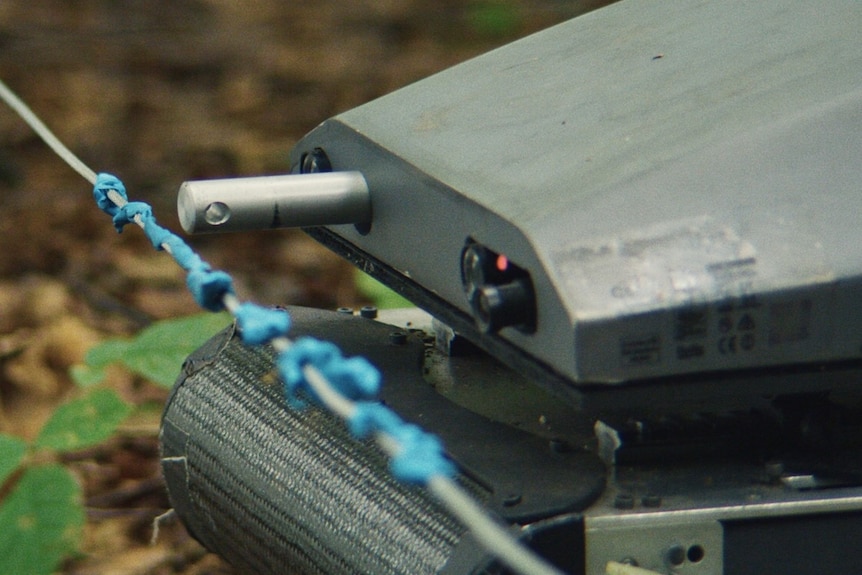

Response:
(0, 2), (608, 573)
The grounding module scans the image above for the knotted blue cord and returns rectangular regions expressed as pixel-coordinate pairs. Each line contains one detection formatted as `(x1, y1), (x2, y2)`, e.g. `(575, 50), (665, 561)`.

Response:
(111, 201), (151, 232)
(278, 337), (380, 403)
(234, 302), (291, 346)
(94, 170), (454, 486)
(93, 173), (126, 215)
(350, 402), (456, 485)
(97, 172), (236, 311)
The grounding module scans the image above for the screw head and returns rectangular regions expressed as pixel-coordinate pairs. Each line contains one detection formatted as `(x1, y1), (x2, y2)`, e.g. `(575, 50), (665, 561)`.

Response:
(204, 201), (231, 226)
(614, 493), (635, 509)
(501, 493), (522, 507)
(301, 148), (332, 174)
(665, 544), (686, 567)
(764, 460), (785, 481)
(360, 306), (378, 319)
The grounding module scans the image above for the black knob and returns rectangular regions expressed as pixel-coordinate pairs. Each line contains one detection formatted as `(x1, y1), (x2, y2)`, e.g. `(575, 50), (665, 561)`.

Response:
(461, 241), (536, 333)
(473, 278), (534, 333)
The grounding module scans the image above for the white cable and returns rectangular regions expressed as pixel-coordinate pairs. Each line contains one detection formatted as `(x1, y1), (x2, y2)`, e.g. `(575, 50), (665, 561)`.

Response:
(221, 292), (242, 314)
(0, 79), (97, 184)
(428, 476), (566, 575)
(106, 188), (128, 207)
(302, 363), (357, 420)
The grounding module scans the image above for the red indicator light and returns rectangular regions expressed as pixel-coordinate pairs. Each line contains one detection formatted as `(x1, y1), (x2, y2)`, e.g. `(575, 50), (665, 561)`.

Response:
(496, 254), (509, 272)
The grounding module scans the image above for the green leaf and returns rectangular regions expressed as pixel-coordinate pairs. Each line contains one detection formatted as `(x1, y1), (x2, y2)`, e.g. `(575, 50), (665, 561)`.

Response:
(467, 0), (521, 38)
(0, 434), (27, 486)
(120, 312), (231, 387)
(70, 312), (230, 389)
(69, 339), (132, 387)
(355, 271), (413, 310)
(34, 389), (131, 452)
(83, 339), (132, 369)
(0, 464), (84, 575)
(68, 363), (107, 388)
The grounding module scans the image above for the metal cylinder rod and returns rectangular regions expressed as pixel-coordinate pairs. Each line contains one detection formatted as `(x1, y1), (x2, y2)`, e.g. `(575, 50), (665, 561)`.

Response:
(177, 171), (370, 234)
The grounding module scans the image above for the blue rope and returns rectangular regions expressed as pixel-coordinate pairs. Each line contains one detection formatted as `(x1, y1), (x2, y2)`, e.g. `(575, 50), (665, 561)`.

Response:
(93, 171), (455, 486)
(93, 173), (125, 215)
(278, 337), (381, 408)
(234, 302), (291, 346)
(350, 402), (456, 485)
(97, 173), (236, 311)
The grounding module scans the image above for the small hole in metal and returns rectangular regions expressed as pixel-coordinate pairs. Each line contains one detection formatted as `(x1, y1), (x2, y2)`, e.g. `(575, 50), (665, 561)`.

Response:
(687, 544), (705, 563)
(204, 202), (231, 225)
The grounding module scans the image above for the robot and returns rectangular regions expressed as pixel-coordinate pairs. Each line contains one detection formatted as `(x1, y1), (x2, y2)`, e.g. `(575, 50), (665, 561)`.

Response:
(162, 1), (862, 573)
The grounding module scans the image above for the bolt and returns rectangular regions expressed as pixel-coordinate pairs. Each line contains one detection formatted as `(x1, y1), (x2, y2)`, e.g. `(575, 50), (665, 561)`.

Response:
(502, 493), (522, 507)
(203, 201), (230, 226)
(665, 544), (686, 567)
(301, 148), (332, 174)
(764, 460), (785, 482)
(641, 494), (662, 508)
(337, 307), (354, 315)
(389, 331), (407, 345)
(360, 305), (378, 319)
(613, 493), (635, 510)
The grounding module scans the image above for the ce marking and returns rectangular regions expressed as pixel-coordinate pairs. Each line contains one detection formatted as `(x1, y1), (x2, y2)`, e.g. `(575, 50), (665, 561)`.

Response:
(718, 333), (755, 355)
(718, 335), (738, 355)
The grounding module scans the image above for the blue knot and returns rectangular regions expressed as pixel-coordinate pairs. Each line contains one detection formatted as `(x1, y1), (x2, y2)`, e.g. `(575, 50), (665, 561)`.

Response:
(349, 402), (456, 485)
(235, 303), (290, 345)
(142, 219), (174, 251)
(91, 171), (234, 314)
(93, 173), (128, 216)
(111, 201), (152, 233)
(349, 402), (402, 437)
(278, 337), (380, 409)
(187, 267), (234, 311)
(390, 424), (456, 485)
(324, 355), (380, 402)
